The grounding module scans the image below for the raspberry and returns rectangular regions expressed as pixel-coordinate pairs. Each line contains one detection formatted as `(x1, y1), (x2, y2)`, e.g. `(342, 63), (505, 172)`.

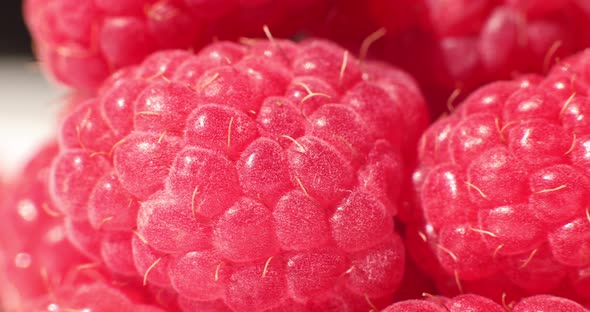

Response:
(0, 142), (166, 311)
(24, 0), (331, 90)
(24, 283), (168, 312)
(410, 1), (587, 88)
(513, 295), (589, 312)
(0, 142), (87, 306)
(318, 1), (590, 116)
(412, 50), (590, 301)
(382, 294), (588, 312)
(48, 39), (428, 310)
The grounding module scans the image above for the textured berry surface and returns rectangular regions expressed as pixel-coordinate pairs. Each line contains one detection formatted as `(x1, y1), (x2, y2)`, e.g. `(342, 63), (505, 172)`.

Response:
(0, 142), (166, 311)
(48, 38), (428, 311)
(317, 1), (590, 117)
(24, 0), (330, 90)
(411, 50), (590, 302)
(382, 294), (589, 312)
(408, 0), (589, 108)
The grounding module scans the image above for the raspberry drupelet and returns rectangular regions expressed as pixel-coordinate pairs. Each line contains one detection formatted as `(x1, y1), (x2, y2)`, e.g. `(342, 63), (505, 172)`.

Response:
(48, 38), (429, 311)
(24, 0), (330, 90)
(0, 142), (167, 311)
(411, 49), (590, 302)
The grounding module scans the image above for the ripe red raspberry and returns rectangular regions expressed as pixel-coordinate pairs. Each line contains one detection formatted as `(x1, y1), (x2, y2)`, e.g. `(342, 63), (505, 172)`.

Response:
(412, 50), (590, 301)
(24, 0), (330, 90)
(23, 283), (169, 312)
(48, 38), (429, 310)
(0, 142), (86, 307)
(382, 294), (589, 312)
(410, 0), (588, 89)
(318, 1), (590, 116)
(0, 142), (167, 311)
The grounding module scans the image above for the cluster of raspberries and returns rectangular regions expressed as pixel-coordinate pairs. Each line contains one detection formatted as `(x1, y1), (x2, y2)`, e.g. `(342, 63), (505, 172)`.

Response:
(1, 1), (590, 311)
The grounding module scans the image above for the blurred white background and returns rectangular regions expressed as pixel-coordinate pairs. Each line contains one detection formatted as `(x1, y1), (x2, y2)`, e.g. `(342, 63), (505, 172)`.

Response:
(0, 1), (54, 176)
(0, 58), (63, 176)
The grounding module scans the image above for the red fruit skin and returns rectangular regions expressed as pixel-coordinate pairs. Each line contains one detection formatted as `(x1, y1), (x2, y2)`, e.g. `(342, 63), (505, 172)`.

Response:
(382, 299), (447, 312)
(47, 39), (428, 311)
(382, 294), (588, 312)
(512, 295), (588, 312)
(445, 294), (505, 312)
(23, 282), (170, 312)
(49, 149), (112, 219)
(412, 49), (590, 302)
(24, 0), (331, 90)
